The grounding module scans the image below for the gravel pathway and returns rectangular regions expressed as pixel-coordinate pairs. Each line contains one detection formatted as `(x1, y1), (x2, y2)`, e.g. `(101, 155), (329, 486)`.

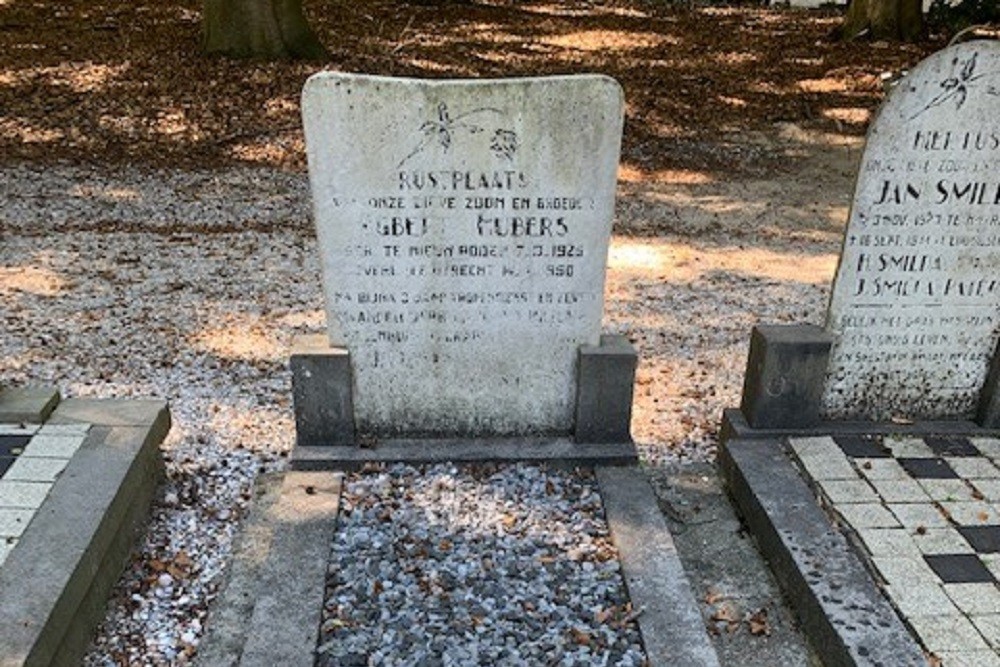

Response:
(319, 464), (644, 667)
(0, 136), (850, 664)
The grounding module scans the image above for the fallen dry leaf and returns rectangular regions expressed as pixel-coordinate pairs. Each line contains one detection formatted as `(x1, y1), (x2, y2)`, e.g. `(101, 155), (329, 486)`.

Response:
(747, 607), (772, 636)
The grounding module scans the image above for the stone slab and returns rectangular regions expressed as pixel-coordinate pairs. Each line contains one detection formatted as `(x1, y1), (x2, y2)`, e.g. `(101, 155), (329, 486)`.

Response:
(721, 407), (996, 443)
(575, 334), (637, 444)
(193, 475), (284, 666)
(302, 73), (623, 437)
(289, 334), (355, 446)
(47, 398), (170, 429)
(740, 324), (833, 428)
(0, 401), (169, 667)
(0, 387), (60, 424)
(823, 41), (1000, 421)
(292, 438), (638, 471)
(597, 467), (721, 667)
(647, 463), (822, 665)
(197, 472), (342, 667)
(719, 436), (926, 667)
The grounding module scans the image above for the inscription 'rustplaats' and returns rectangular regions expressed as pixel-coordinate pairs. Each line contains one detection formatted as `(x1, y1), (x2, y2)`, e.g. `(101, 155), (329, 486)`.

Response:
(398, 170), (529, 191)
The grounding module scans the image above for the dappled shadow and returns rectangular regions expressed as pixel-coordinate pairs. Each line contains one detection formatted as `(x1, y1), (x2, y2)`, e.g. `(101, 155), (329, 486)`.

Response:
(0, 0), (944, 176)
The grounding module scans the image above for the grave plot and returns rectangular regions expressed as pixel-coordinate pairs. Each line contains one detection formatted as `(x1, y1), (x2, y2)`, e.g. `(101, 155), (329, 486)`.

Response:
(195, 463), (720, 667)
(0, 391), (168, 667)
(722, 41), (1000, 667)
(195, 73), (721, 667)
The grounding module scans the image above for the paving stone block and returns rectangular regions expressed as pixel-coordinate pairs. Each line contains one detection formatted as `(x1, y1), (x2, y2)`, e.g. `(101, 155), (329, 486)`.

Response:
(795, 451), (858, 481)
(871, 556), (939, 586)
(900, 458), (960, 480)
(857, 458), (908, 480)
(945, 457), (1000, 479)
(924, 436), (980, 457)
(884, 582), (956, 617)
(855, 528), (917, 558)
(970, 437), (1000, 459)
(787, 436), (836, 457)
(957, 525), (1000, 553)
(0, 539), (12, 567)
(943, 583), (1000, 615)
(913, 528), (976, 555)
(0, 508), (35, 538)
(970, 614), (1000, 650)
(0, 480), (52, 509)
(908, 614), (993, 653)
(883, 436), (936, 458)
(972, 479), (1000, 502)
(835, 503), (900, 529)
(940, 501), (999, 526)
(817, 479), (878, 504)
(925, 553), (996, 584)
(935, 650), (1000, 667)
(3, 456), (69, 483)
(833, 435), (891, 458)
(20, 434), (86, 460)
(869, 478), (930, 503)
(918, 479), (976, 502)
(889, 503), (951, 529)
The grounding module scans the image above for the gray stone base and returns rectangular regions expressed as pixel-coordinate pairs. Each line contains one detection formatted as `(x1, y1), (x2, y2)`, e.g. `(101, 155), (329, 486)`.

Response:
(196, 472), (341, 667)
(0, 386), (60, 424)
(721, 407), (999, 442)
(290, 333), (638, 450)
(292, 438), (638, 471)
(597, 467), (720, 667)
(718, 416), (927, 667)
(0, 398), (170, 667)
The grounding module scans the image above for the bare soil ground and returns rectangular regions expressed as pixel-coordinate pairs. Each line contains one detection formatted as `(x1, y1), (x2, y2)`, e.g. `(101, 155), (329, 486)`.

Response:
(1, 0), (943, 176)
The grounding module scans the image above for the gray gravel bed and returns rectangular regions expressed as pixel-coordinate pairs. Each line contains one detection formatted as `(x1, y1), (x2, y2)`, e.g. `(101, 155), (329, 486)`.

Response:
(318, 464), (646, 667)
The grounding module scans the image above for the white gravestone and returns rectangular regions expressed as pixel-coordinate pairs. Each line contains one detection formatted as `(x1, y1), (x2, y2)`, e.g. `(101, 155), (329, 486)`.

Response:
(823, 42), (1000, 421)
(302, 74), (623, 437)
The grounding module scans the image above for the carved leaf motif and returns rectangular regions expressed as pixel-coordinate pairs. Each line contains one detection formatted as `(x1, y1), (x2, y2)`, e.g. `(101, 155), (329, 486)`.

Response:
(961, 52), (978, 81)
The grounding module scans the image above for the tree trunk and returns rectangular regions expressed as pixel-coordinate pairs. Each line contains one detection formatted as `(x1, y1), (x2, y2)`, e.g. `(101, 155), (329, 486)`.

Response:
(840, 0), (924, 40)
(203, 0), (327, 60)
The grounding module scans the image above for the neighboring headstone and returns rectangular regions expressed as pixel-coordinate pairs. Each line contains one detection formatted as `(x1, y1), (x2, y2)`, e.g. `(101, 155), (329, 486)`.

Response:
(301, 74), (624, 438)
(823, 42), (1000, 421)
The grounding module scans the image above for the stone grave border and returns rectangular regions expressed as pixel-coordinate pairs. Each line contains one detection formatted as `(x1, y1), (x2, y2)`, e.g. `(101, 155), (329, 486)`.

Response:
(0, 391), (169, 667)
(196, 466), (719, 667)
(719, 324), (1000, 666)
(289, 333), (640, 469)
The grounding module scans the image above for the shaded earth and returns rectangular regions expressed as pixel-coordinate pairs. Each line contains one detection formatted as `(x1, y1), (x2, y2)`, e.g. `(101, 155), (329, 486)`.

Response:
(0, 0), (947, 180)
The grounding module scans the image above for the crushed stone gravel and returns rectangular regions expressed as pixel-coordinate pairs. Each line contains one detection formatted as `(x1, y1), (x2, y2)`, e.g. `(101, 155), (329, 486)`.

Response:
(319, 463), (645, 667)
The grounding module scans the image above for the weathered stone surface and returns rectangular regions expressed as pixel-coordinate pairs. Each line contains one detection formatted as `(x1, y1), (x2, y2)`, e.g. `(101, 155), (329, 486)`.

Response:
(575, 334), (637, 443)
(302, 74), (623, 437)
(741, 325), (834, 428)
(289, 334), (355, 446)
(823, 42), (1000, 421)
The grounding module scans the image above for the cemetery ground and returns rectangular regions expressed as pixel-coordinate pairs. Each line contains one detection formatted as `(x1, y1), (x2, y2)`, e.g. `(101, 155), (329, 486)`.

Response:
(0, 0), (991, 665)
